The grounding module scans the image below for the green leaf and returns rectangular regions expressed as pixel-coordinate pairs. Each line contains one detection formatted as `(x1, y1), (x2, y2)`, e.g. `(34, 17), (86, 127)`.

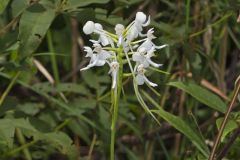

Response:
(68, 120), (91, 144)
(0, 0), (10, 14)
(63, 0), (110, 11)
(11, 0), (29, 17)
(70, 97), (97, 110)
(18, 3), (56, 58)
(216, 118), (238, 142)
(17, 102), (43, 116)
(0, 118), (37, 148)
(35, 132), (73, 154)
(142, 91), (209, 158)
(0, 119), (15, 148)
(81, 70), (99, 89)
(32, 82), (89, 95)
(168, 81), (227, 113)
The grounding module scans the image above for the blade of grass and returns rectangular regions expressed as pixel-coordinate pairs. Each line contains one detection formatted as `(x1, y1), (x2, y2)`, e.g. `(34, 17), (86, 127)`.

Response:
(47, 30), (59, 84)
(0, 71), (20, 106)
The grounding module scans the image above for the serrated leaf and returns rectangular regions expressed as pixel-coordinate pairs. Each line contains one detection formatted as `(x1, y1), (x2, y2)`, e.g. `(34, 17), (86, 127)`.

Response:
(0, 118), (37, 148)
(35, 132), (73, 154)
(168, 81), (227, 113)
(142, 91), (209, 158)
(18, 3), (56, 58)
(216, 118), (238, 142)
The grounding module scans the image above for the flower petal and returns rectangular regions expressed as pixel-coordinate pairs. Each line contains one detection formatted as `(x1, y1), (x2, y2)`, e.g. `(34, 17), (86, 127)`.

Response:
(143, 76), (157, 87)
(132, 53), (144, 62)
(155, 44), (168, 49)
(146, 58), (162, 68)
(136, 74), (145, 85)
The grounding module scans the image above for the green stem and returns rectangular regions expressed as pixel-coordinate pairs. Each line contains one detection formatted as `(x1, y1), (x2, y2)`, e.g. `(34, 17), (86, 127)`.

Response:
(208, 80), (240, 160)
(47, 30), (59, 84)
(110, 49), (123, 160)
(0, 71), (20, 106)
(4, 140), (37, 157)
(185, 0), (191, 34)
(16, 128), (32, 160)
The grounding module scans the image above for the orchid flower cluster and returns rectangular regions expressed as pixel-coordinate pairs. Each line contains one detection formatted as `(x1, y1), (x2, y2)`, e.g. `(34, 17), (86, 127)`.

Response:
(80, 12), (167, 89)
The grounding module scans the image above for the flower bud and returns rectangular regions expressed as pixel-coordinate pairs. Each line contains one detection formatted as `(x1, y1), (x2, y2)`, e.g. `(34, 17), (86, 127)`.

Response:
(83, 21), (95, 35)
(94, 23), (103, 30)
(115, 24), (125, 36)
(136, 12), (147, 23)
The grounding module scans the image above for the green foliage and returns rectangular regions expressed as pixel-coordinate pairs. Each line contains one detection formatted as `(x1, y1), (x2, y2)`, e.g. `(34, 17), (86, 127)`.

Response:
(0, 0), (10, 14)
(18, 3), (56, 58)
(168, 81), (227, 113)
(142, 91), (209, 157)
(216, 118), (238, 142)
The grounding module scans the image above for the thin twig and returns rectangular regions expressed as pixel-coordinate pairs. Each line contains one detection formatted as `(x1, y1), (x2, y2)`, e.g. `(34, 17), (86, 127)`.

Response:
(208, 79), (240, 160)
(87, 134), (97, 160)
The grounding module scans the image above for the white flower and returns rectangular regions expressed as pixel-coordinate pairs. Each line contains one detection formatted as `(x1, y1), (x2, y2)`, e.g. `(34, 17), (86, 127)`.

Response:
(80, 44), (112, 71)
(126, 12), (150, 42)
(83, 21), (114, 47)
(138, 28), (168, 51)
(83, 21), (95, 35)
(132, 47), (162, 68)
(81, 12), (164, 90)
(108, 61), (119, 88)
(115, 24), (125, 46)
(136, 64), (157, 87)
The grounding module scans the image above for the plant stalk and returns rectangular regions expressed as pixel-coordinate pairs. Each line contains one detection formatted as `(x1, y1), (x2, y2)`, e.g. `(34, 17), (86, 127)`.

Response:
(110, 49), (123, 160)
(16, 128), (32, 160)
(47, 30), (60, 84)
(208, 79), (240, 160)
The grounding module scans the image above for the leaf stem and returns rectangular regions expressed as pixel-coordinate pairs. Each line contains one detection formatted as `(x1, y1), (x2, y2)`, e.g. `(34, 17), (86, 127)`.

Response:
(208, 79), (240, 160)
(15, 128), (32, 160)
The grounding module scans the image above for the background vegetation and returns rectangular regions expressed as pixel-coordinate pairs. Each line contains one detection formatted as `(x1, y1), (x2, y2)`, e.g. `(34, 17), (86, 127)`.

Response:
(0, 0), (240, 159)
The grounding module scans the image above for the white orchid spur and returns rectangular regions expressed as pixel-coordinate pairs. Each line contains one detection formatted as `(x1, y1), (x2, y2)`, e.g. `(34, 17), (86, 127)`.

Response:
(80, 12), (167, 89)
(136, 64), (158, 87)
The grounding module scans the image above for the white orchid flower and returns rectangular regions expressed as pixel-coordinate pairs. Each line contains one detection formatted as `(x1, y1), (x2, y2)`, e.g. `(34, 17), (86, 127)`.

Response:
(138, 28), (168, 51)
(83, 21), (114, 47)
(115, 24), (125, 46)
(81, 12), (164, 90)
(136, 64), (157, 87)
(108, 61), (119, 88)
(132, 47), (162, 68)
(80, 44), (112, 71)
(126, 12), (150, 42)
